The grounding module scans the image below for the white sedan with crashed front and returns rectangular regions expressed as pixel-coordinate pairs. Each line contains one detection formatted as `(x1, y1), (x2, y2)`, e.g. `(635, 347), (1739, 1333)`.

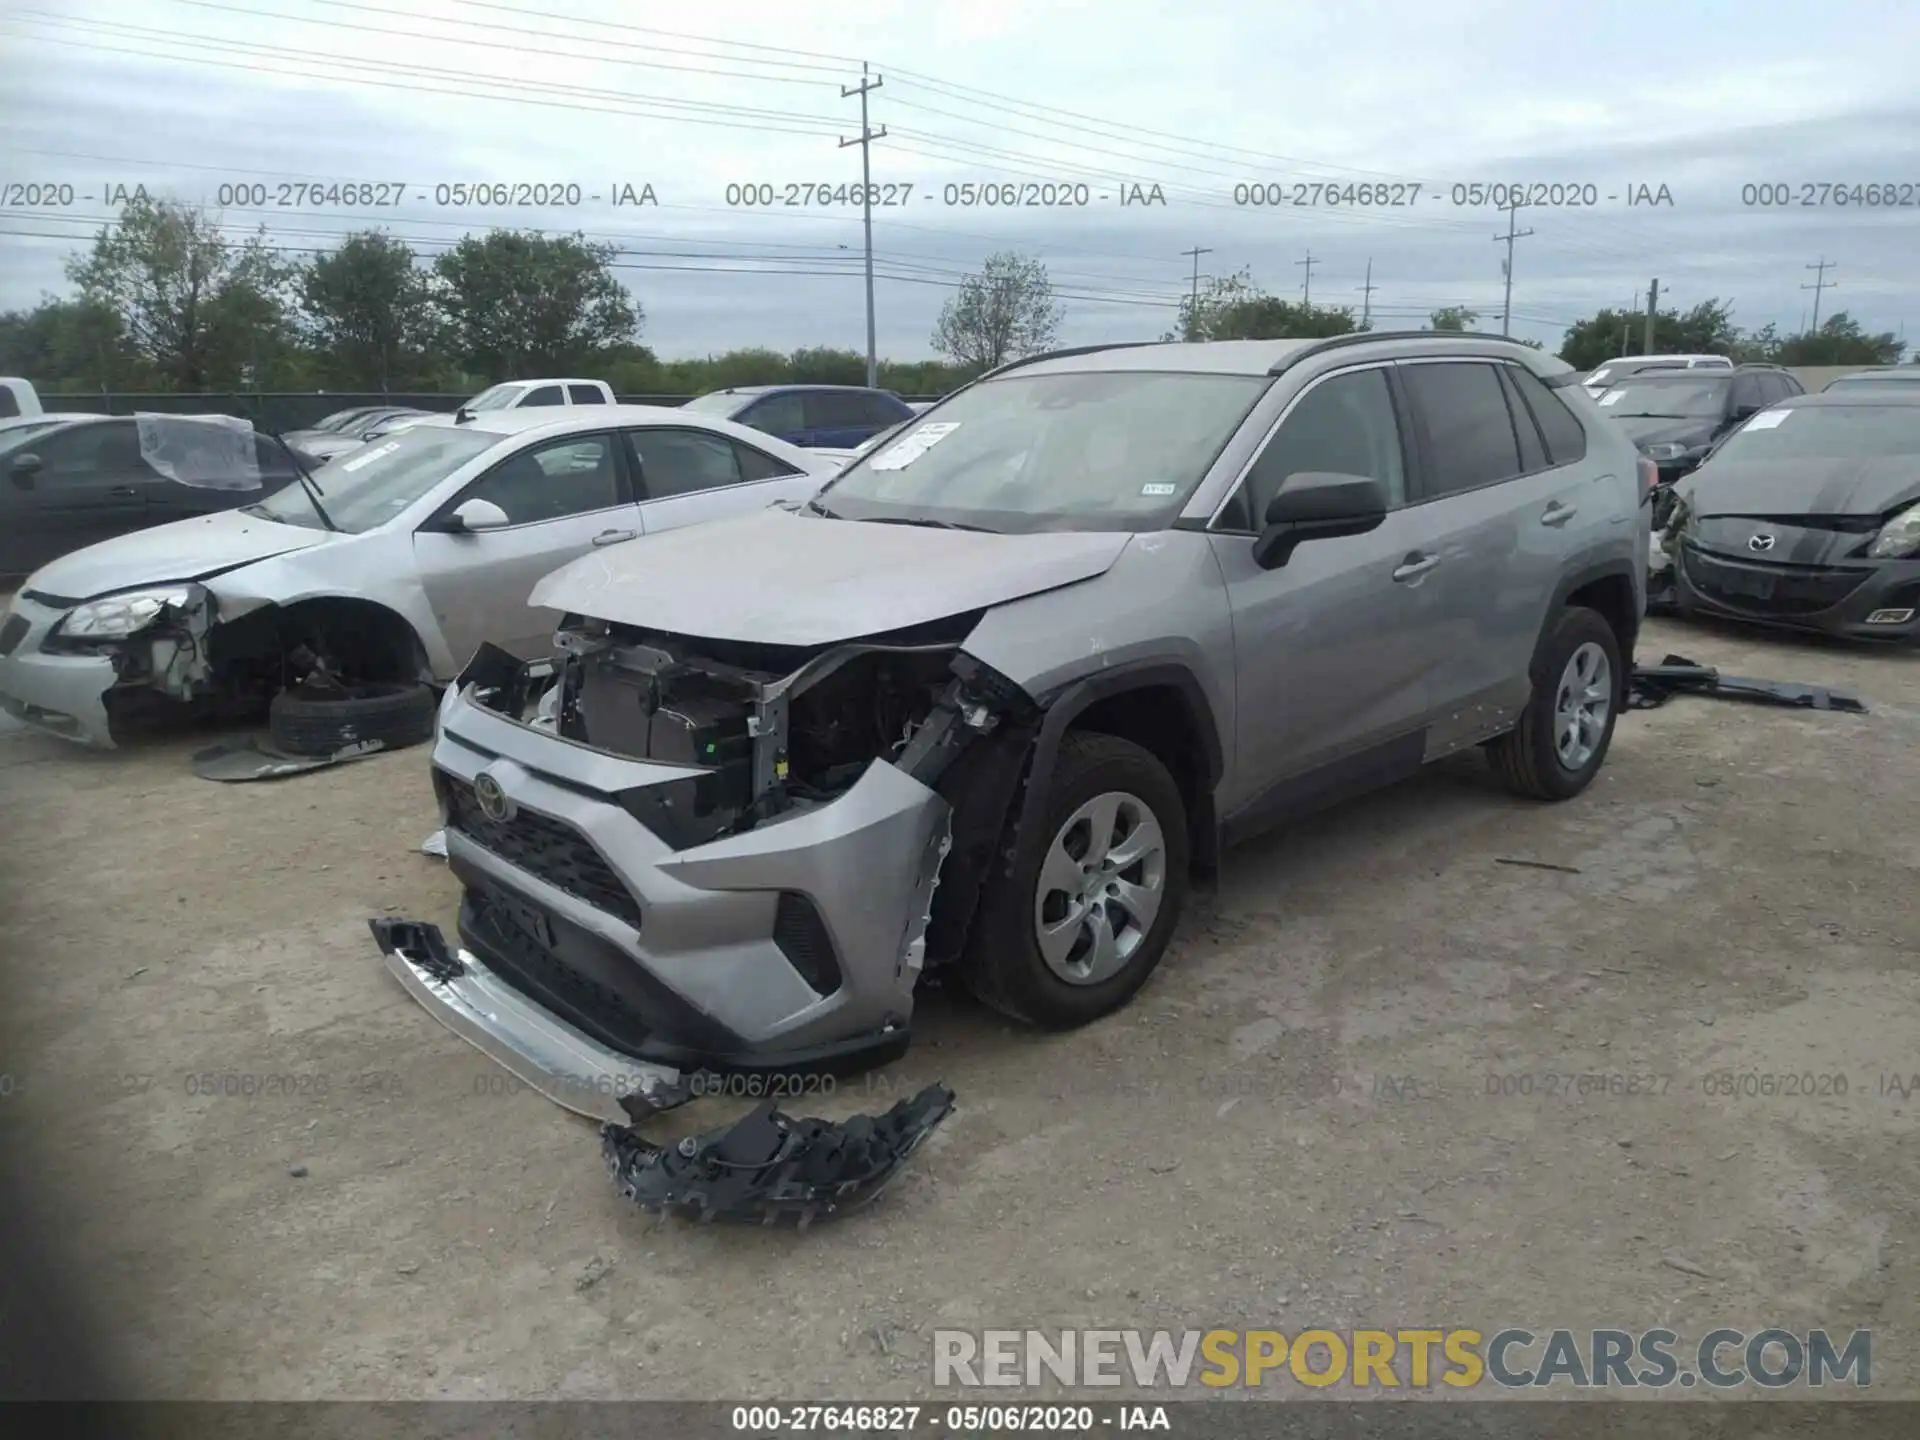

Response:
(0, 406), (842, 747)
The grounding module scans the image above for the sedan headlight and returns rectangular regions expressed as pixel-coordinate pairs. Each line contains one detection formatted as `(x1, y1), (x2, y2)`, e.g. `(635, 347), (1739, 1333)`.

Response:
(56, 585), (200, 640)
(1868, 502), (1920, 559)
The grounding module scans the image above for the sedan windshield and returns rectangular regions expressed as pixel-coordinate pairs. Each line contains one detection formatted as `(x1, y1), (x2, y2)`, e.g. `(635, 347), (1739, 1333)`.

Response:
(250, 426), (505, 532)
(1598, 375), (1730, 418)
(463, 384), (525, 412)
(1712, 405), (1920, 463)
(819, 370), (1272, 533)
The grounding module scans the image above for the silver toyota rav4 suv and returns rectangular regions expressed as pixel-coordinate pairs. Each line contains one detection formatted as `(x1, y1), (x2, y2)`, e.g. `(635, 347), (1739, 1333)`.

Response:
(379, 333), (1651, 1123)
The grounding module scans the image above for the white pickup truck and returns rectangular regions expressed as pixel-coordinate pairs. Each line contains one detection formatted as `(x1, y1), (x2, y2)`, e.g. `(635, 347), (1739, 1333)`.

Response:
(379, 378), (618, 436)
(1, 377), (44, 420)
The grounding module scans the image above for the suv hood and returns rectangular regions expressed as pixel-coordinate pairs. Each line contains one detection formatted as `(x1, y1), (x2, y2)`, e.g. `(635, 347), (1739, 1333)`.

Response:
(1685, 457), (1920, 519)
(530, 504), (1134, 645)
(23, 509), (332, 601)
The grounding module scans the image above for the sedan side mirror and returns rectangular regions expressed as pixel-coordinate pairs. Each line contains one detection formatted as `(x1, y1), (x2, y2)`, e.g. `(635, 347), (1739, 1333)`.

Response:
(1252, 472), (1389, 569)
(444, 498), (510, 533)
(9, 452), (41, 489)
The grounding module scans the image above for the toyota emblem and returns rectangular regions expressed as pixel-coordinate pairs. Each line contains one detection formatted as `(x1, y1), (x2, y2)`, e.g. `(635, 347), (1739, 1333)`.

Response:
(1747, 532), (1776, 553)
(472, 771), (514, 822)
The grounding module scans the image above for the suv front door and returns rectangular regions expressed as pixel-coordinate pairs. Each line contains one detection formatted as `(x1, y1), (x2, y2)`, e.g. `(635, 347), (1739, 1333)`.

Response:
(1207, 363), (1443, 818)
(413, 431), (642, 659)
(1395, 359), (1589, 749)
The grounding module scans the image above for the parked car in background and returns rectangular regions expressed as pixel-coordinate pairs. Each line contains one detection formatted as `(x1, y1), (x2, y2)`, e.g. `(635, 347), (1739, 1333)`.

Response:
(0, 412), (109, 444)
(681, 384), (917, 448)
(386, 332), (1648, 1120)
(1663, 390), (1920, 643)
(0, 415), (304, 582)
(0, 377), (45, 419)
(286, 407), (436, 460)
(1823, 368), (1920, 395)
(0, 406), (844, 747)
(462, 379), (615, 411)
(1596, 365), (1804, 485)
(1583, 354), (1732, 394)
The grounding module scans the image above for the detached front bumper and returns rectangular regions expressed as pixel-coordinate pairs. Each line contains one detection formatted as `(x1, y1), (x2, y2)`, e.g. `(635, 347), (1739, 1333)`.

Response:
(1675, 543), (1920, 642)
(0, 594), (117, 747)
(403, 682), (952, 1087)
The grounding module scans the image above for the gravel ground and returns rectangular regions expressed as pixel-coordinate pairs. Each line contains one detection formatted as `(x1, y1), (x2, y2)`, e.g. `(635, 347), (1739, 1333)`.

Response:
(1, 616), (1915, 1402)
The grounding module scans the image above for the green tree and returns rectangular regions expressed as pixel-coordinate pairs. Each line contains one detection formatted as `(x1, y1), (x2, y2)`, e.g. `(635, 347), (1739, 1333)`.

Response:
(65, 196), (295, 390)
(1169, 268), (1362, 341)
(1429, 305), (1478, 332)
(1557, 297), (1739, 370)
(431, 230), (640, 378)
(1774, 312), (1905, 366)
(930, 251), (1064, 371)
(300, 231), (440, 392)
(0, 295), (149, 391)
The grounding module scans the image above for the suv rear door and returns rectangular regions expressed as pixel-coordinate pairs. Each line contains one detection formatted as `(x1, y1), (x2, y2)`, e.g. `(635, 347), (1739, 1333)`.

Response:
(1206, 362), (1443, 809)
(1394, 359), (1588, 751)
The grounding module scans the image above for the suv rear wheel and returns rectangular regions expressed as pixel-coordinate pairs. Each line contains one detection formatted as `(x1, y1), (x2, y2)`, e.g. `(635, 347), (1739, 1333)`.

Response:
(1488, 605), (1622, 800)
(963, 732), (1189, 1028)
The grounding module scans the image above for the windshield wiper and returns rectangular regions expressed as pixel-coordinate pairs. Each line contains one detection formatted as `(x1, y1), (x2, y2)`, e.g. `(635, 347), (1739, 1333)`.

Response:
(1616, 412), (1695, 420)
(265, 431), (339, 532)
(805, 497), (841, 519)
(856, 515), (999, 534)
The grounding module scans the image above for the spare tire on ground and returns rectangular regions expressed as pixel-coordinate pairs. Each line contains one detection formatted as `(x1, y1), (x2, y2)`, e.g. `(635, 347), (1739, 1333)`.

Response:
(267, 680), (437, 758)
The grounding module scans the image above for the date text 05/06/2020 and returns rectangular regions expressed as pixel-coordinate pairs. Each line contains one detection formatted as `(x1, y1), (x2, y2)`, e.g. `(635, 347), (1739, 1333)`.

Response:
(722, 181), (1168, 208)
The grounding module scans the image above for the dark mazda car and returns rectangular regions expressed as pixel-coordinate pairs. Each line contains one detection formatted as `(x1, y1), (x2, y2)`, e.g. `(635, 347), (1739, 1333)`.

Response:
(1666, 390), (1920, 642)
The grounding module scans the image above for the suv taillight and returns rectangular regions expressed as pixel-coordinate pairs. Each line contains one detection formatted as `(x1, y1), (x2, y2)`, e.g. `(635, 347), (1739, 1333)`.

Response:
(1636, 456), (1659, 504)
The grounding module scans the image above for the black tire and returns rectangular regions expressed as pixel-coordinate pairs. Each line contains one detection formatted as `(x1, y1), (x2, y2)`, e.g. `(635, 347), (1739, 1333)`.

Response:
(962, 731), (1190, 1029)
(1488, 605), (1622, 801)
(268, 680), (437, 758)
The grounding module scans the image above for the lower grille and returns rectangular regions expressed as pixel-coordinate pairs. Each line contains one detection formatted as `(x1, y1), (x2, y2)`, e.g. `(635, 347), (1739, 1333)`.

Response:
(772, 891), (843, 996)
(1681, 547), (1868, 616)
(438, 772), (643, 928)
(467, 889), (655, 1055)
(0, 614), (27, 656)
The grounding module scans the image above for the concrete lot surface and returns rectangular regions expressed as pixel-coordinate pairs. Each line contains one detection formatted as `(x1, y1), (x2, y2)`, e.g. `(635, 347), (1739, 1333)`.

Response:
(1, 617), (1915, 1400)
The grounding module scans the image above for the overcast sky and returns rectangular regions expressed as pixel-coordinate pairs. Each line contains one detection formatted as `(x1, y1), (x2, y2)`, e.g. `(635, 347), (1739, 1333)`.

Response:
(1, 0), (1916, 360)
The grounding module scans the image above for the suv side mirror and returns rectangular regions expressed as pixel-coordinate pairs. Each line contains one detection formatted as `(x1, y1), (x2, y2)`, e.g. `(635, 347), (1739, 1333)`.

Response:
(1252, 472), (1388, 569)
(441, 498), (510, 533)
(8, 452), (41, 488)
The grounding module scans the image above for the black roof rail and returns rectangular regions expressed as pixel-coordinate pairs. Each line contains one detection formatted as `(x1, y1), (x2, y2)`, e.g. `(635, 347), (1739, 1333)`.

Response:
(976, 340), (1170, 382)
(1265, 328), (1543, 375)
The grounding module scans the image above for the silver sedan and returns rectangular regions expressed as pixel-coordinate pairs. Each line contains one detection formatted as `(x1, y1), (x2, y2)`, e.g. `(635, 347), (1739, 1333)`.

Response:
(0, 406), (843, 747)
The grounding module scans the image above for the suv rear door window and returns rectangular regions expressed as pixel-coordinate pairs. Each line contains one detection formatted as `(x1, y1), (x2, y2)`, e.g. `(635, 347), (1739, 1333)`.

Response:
(1504, 364), (1588, 465)
(1400, 362), (1524, 498)
(1496, 368), (1548, 473)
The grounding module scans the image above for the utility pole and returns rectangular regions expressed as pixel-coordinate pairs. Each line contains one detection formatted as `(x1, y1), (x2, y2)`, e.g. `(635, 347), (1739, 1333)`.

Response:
(1357, 258), (1377, 328)
(1493, 197), (1534, 336)
(839, 63), (887, 388)
(1643, 277), (1660, 353)
(1180, 245), (1212, 334)
(1620, 291), (1635, 356)
(1296, 251), (1317, 306)
(1802, 257), (1835, 333)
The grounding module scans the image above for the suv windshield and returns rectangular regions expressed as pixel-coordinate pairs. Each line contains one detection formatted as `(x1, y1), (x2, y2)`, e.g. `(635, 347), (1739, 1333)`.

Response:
(1713, 405), (1920, 463)
(819, 370), (1271, 533)
(1598, 374), (1731, 418)
(464, 384), (525, 412)
(250, 426), (505, 532)
(681, 391), (752, 415)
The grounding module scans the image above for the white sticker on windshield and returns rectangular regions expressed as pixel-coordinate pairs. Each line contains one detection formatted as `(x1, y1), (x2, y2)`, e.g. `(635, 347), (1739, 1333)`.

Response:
(867, 422), (960, 471)
(1141, 482), (1177, 496)
(1744, 410), (1790, 430)
(340, 440), (402, 472)
(1597, 390), (1624, 406)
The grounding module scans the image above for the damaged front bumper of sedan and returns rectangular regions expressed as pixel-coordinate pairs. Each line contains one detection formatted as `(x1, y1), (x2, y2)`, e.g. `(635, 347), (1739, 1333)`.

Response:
(385, 620), (1040, 1119)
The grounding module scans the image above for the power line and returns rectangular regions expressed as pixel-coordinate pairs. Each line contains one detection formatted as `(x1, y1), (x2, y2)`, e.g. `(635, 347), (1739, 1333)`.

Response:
(840, 64), (888, 387)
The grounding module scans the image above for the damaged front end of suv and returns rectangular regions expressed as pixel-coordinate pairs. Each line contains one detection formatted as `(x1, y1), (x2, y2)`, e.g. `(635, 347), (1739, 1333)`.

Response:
(391, 605), (1045, 1125)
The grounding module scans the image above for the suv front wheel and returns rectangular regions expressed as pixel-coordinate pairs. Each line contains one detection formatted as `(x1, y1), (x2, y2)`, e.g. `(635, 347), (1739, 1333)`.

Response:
(1488, 605), (1623, 800)
(963, 732), (1190, 1028)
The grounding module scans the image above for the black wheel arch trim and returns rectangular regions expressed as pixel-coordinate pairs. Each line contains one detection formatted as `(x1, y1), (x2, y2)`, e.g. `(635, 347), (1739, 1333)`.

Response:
(1008, 661), (1225, 884)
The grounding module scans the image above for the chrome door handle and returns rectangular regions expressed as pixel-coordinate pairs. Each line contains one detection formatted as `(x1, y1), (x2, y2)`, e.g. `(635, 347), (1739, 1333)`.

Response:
(591, 529), (638, 546)
(1541, 501), (1578, 527)
(1392, 553), (1440, 582)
